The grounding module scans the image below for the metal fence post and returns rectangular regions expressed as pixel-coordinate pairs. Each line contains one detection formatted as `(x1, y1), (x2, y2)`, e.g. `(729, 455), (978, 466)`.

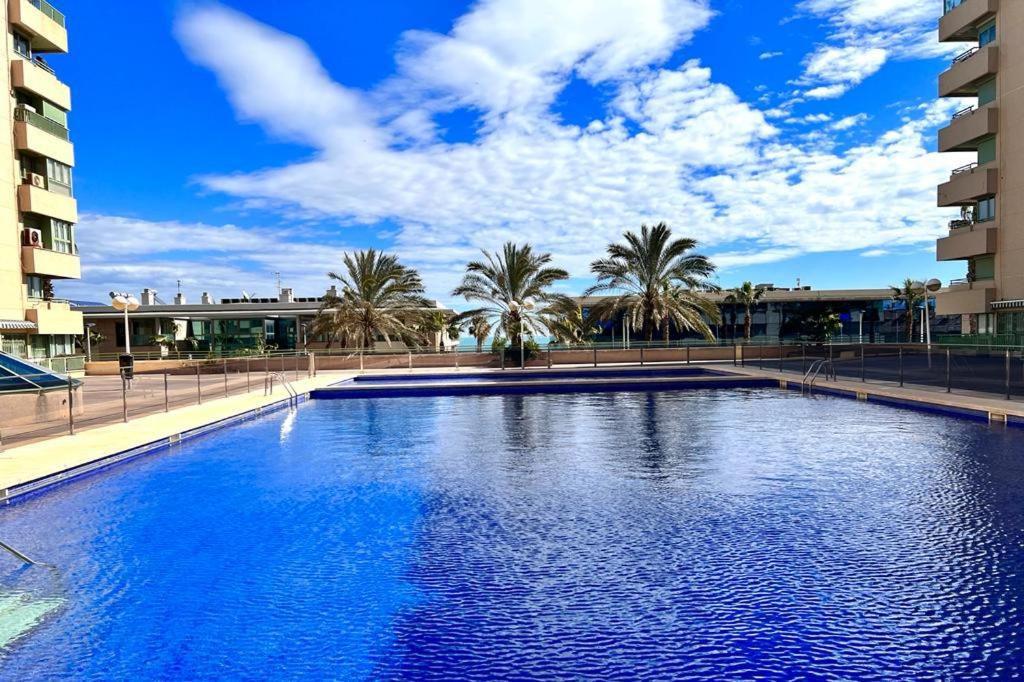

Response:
(246, 358), (251, 392)
(757, 344), (763, 370)
(1006, 349), (1011, 400)
(686, 345), (690, 365)
(593, 347), (598, 367)
(67, 376), (75, 435)
(164, 371), (170, 412)
(861, 344), (866, 383)
(223, 358), (229, 396)
(733, 343), (737, 367)
(640, 347), (644, 366)
(547, 346), (552, 369)
(801, 344), (806, 376)
(122, 375), (129, 422)
(500, 350), (505, 370)
(455, 348), (459, 370)
(196, 362), (202, 405)
(946, 348), (951, 393)
(898, 345), (904, 388)
(408, 351), (413, 370)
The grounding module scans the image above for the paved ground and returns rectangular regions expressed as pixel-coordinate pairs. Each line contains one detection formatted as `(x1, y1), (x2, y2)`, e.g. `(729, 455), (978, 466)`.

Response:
(0, 365), (316, 449)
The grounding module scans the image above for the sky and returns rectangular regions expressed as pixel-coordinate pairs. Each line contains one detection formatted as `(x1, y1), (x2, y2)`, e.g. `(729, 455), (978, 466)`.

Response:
(53, 0), (972, 306)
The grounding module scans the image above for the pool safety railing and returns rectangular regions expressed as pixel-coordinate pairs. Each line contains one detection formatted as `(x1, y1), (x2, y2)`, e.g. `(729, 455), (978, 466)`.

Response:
(264, 372), (298, 407)
(801, 359), (836, 396)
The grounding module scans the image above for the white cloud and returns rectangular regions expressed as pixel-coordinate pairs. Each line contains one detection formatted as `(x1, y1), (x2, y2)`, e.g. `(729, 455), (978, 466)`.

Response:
(91, 1), (970, 305)
(759, 51), (783, 60)
(830, 113), (869, 130)
(860, 248), (889, 258)
(794, 0), (956, 100)
(801, 45), (887, 87)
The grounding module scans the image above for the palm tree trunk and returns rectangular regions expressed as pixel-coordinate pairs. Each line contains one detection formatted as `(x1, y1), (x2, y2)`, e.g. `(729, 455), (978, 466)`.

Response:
(744, 305), (752, 342)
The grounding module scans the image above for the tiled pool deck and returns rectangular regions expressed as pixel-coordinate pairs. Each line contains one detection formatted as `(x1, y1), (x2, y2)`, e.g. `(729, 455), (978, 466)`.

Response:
(4, 362), (1024, 503)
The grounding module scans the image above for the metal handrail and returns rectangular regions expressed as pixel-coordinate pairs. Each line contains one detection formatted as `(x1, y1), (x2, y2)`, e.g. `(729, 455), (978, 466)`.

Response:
(264, 372), (298, 406)
(951, 162), (978, 176)
(952, 105), (975, 120)
(952, 46), (979, 65)
(0, 539), (40, 565)
(801, 359), (835, 396)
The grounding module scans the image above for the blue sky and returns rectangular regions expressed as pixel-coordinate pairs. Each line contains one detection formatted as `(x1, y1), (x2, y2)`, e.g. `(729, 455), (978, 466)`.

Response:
(56, 0), (971, 305)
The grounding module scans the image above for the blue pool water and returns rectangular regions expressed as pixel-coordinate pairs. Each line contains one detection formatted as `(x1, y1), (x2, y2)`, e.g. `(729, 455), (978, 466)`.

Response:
(2, 389), (1024, 679)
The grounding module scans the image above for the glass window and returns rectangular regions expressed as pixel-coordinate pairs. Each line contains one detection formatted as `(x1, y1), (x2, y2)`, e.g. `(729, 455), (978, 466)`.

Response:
(25, 275), (43, 299)
(974, 255), (996, 280)
(49, 220), (74, 253)
(977, 196), (996, 222)
(979, 21), (996, 47)
(978, 78), (997, 107)
(978, 136), (997, 165)
(45, 158), (72, 195)
(13, 32), (31, 58)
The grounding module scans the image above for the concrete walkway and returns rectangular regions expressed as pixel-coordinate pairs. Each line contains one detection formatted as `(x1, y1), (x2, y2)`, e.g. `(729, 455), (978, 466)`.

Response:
(0, 371), (352, 498)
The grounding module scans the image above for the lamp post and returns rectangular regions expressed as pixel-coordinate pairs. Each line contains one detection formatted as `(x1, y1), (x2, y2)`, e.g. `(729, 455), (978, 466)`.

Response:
(911, 279), (942, 352)
(109, 291), (140, 354)
(509, 298), (536, 370)
(85, 322), (95, 361)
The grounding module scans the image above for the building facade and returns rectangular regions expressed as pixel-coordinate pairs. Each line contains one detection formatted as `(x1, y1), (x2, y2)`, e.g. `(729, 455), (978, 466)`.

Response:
(935, 0), (1020, 337)
(0, 0), (81, 360)
(579, 288), (961, 345)
(78, 289), (457, 357)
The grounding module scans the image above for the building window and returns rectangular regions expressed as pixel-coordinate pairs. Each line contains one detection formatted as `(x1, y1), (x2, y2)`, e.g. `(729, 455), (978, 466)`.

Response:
(46, 158), (72, 196)
(978, 136), (996, 165)
(49, 220), (74, 253)
(25, 275), (44, 299)
(979, 21), (996, 47)
(973, 255), (995, 281)
(13, 31), (31, 58)
(977, 196), (996, 222)
(978, 78), (997, 107)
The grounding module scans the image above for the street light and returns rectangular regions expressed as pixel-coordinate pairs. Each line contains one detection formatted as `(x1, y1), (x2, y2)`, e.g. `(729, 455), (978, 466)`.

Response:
(509, 298), (536, 369)
(911, 279), (942, 351)
(109, 291), (140, 354)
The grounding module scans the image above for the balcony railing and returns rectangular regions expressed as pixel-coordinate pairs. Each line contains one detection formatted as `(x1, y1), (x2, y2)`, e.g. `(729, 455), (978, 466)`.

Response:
(28, 0), (65, 28)
(952, 105), (975, 121)
(14, 106), (68, 141)
(949, 218), (974, 230)
(951, 162), (979, 176)
(29, 56), (56, 75)
(952, 46), (979, 65)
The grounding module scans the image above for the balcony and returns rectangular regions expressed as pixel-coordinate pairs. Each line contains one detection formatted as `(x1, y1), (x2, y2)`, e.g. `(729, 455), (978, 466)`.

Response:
(939, 45), (998, 97)
(11, 58), (71, 111)
(935, 278), (997, 315)
(940, 0), (999, 42)
(936, 222), (998, 261)
(13, 108), (73, 167)
(8, 0), (68, 53)
(18, 183), (76, 223)
(21, 245), (80, 279)
(24, 299), (83, 335)
(938, 105), (998, 152)
(937, 162), (998, 206)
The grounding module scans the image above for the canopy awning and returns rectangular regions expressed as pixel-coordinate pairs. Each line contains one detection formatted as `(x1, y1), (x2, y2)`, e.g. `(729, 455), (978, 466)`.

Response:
(0, 319), (37, 332)
(992, 300), (1024, 310)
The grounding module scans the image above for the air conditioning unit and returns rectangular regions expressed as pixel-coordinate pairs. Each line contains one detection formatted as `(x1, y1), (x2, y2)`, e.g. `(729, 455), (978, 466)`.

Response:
(22, 228), (42, 248)
(25, 172), (45, 188)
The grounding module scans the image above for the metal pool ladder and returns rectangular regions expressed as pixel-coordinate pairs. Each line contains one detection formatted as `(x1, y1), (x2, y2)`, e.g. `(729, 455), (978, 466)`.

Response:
(264, 372), (299, 407)
(801, 359), (836, 396)
(0, 540), (40, 566)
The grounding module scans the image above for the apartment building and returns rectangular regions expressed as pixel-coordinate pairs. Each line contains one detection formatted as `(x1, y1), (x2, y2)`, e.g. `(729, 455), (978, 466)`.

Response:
(935, 0), (1022, 336)
(0, 0), (81, 360)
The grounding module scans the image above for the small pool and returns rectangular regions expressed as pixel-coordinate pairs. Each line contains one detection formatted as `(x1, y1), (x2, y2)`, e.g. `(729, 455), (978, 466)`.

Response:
(2, 389), (1024, 678)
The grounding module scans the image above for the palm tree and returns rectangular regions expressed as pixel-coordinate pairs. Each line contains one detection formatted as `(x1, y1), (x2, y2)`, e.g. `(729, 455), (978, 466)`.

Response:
(890, 278), (924, 343)
(724, 281), (767, 343)
(452, 243), (571, 347)
(546, 301), (600, 346)
(467, 314), (493, 352)
(314, 249), (431, 350)
(585, 222), (721, 343)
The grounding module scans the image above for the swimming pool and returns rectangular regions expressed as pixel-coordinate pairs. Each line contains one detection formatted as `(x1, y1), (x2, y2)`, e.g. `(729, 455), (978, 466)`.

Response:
(2, 388), (1023, 678)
